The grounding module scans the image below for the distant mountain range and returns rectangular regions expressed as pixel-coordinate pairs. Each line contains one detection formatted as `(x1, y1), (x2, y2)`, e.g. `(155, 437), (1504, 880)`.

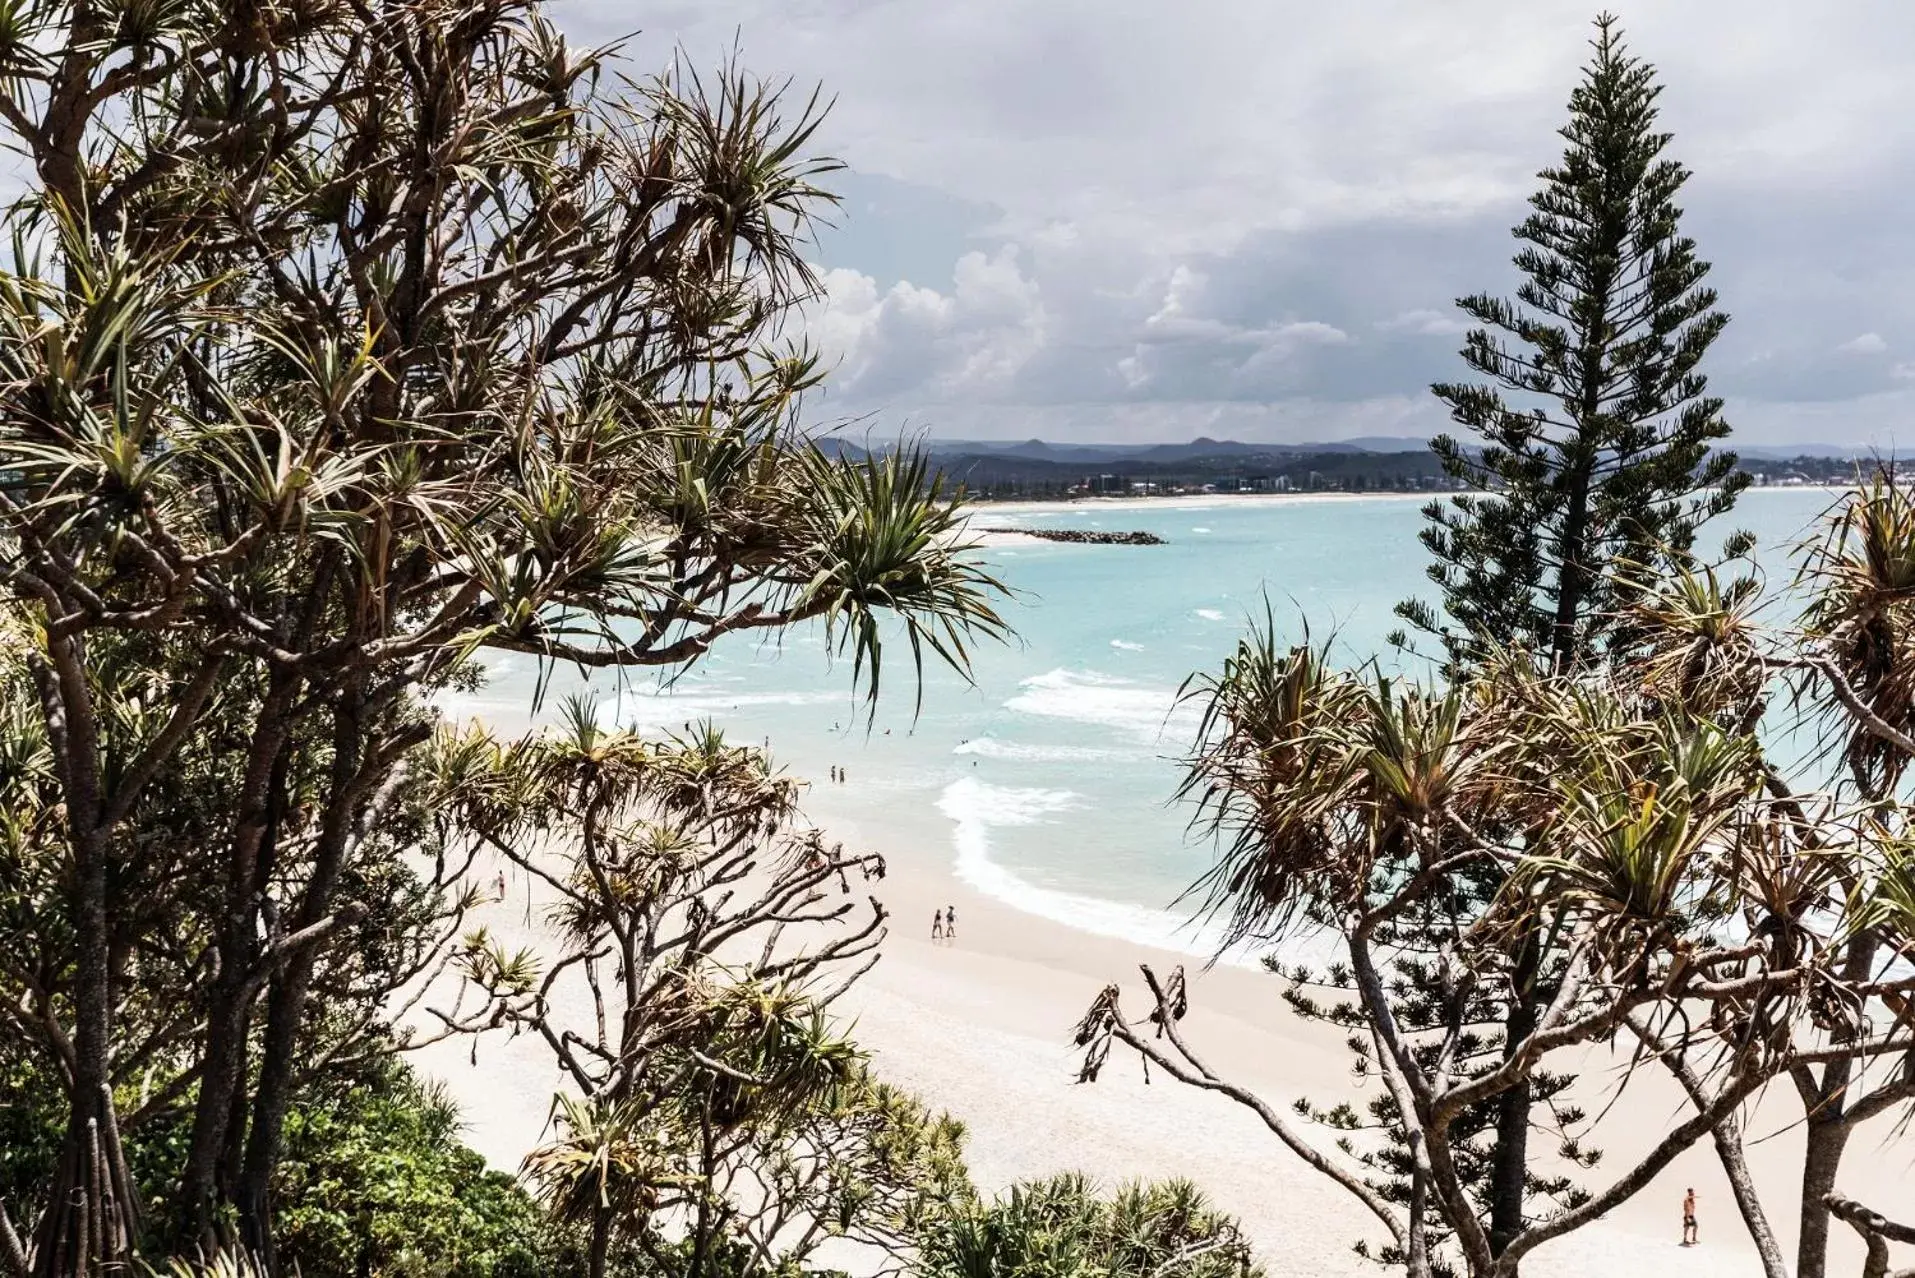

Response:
(812, 434), (1884, 466)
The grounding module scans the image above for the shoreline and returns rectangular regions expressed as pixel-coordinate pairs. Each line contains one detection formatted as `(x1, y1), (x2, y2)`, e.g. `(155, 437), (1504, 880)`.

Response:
(413, 485), (1884, 1276)
(415, 768), (1883, 1278)
(969, 490), (1429, 517)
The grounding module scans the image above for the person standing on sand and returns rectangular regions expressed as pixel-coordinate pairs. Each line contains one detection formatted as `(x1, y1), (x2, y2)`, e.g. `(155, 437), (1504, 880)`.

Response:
(944, 905), (957, 940)
(1681, 1187), (1697, 1246)
(931, 911), (944, 942)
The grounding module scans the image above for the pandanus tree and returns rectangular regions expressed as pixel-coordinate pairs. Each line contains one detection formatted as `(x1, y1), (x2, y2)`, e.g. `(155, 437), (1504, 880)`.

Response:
(914, 1174), (1261, 1278)
(418, 701), (969, 1278)
(0, 1), (1006, 1270)
(1079, 490), (1915, 1277)
(1772, 475), (1915, 1278)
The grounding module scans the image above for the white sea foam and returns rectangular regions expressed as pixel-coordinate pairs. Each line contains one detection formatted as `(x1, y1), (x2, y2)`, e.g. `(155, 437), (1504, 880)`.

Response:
(612, 688), (842, 729)
(934, 777), (1300, 968)
(1003, 668), (1196, 744)
(1109, 639), (1145, 652)
(1194, 608), (1227, 622)
(1191, 526), (1212, 534)
(953, 737), (1134, 763)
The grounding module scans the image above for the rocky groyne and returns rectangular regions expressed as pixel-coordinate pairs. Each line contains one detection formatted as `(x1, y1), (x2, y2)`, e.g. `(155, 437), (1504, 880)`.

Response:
(981, 527), (1165, 545)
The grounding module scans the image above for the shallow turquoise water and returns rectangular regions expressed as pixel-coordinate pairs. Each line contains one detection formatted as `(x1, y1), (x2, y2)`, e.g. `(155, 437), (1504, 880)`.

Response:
(455, 488), (1839, 956)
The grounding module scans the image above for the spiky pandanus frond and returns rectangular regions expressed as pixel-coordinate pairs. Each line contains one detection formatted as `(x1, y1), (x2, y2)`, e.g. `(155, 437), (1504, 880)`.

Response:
(794, 445), (1012, 716)
(142, 1251), (268, 1278)
(1358, 679), (1496, 855)
(1178, 619), (1370, 943)
(1849, 830), (1915, 965)
(1620, 558), (1768, 724)
(522, 1094), (675, 1229)
(1799, 472), (1915, 792)
(1507, 717), (1762, 964)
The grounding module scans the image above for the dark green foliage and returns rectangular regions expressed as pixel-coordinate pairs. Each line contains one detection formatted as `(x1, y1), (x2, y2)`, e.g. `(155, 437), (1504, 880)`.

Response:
(272, 1061), (549, 1278)
(0, 1052), (62, 1222)
(1384, 12), (1734, 1264)
(1398, 12), (1745, 674)
(3, 1048), (552, 1278)
(914, 1174), (1259, 1278)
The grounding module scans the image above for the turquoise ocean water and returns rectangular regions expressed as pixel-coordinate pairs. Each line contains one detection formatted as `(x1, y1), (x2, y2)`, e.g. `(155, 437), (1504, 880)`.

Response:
(451, 488), (1841, 959)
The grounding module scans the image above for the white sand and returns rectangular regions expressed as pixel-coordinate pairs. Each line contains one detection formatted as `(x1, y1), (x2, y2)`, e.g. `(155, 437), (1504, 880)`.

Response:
(415, 787), (1910, 1278)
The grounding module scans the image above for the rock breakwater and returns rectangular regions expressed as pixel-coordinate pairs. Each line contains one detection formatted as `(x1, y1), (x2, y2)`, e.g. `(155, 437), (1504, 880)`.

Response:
(981, 528), (1165, 545)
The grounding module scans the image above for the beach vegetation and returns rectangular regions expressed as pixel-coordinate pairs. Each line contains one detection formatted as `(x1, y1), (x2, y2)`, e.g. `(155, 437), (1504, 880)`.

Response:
(423, 702), (970, 1278)
(914, 1174), (1259, 1278)
(1082, 471), (1915, 1278)
(1386, 12), (1747, 1263)
(0, 0), (1007, 1270)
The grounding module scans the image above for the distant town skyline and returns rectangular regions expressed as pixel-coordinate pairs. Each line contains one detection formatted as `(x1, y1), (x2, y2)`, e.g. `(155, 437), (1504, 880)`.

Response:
(568, 2), (1915, 448)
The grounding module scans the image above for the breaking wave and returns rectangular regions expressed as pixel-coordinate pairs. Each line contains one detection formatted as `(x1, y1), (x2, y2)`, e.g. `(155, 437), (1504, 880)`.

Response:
(935, 777), (1281, 967)
(1003, 668), (1196, 745)
(953, 737), (1135, 764)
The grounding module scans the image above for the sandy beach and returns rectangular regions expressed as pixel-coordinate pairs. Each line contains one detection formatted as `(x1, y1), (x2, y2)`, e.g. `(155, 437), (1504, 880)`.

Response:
(412, 773), (1905, 1278)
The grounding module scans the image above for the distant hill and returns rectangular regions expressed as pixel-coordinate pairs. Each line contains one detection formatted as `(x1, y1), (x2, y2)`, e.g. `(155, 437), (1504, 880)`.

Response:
(805, 434), (1887, 469)
(810, 438), (871, 462)
(1730, 443), (1880, 461)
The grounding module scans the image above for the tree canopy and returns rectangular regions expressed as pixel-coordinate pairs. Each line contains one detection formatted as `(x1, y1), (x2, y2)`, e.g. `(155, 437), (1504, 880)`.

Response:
(1398, 12), (1743, 675)
(0, 0), (1006, 1271)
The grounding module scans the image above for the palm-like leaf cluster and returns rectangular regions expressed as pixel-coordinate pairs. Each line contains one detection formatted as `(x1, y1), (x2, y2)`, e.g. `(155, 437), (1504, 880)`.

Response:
(1800, 472), (1915, 792)
(1618, 560), (1767, 724)
(0, 0), (1011, 1264)
(1106, 471), (1915, 1278)
(916, 1174), (1259, 1278)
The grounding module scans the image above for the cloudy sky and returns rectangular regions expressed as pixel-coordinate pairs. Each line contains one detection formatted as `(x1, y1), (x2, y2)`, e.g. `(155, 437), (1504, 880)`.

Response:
(567, 1), (1915, 447)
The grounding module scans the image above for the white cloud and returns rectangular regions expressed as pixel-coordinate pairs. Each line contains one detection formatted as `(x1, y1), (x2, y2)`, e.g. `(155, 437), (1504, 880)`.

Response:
(808, 248), (1047, 402)
(1378, 308), (1474, 337)
(1840, 332), (1888, 354)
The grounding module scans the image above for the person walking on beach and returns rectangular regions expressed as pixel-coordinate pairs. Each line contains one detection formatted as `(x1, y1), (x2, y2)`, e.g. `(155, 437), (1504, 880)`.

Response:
(931, 911), (944, 942)
(943, 905), (957, 940)
(1681, 1187), (1697, 1246)
(494, 871), (506, 901)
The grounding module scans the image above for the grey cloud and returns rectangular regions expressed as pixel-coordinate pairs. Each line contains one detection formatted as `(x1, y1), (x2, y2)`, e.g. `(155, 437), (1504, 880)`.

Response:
(563, 0), (1915, 446)
(808, 173), (1004, 291)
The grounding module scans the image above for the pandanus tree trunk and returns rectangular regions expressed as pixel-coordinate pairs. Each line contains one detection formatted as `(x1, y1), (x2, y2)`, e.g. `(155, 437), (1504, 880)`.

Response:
(178, 687), (299, 1248)
(239, 683), (405, 1264)
(27, 641), (140, 1275)
(1797, 1095), (1853, 1278)
(29, 1096), (139, 1277)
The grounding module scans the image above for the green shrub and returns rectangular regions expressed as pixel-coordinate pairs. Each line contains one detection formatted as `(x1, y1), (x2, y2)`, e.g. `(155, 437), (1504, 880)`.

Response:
(268, 1061), (550, 1278)
(915, 1174), (1260, 1278)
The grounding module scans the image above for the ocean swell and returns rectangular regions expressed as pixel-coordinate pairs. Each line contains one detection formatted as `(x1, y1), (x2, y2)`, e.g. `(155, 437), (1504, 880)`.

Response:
(935, 777), (1278, 967)
(1003, 668), (1198, 745)
(953, 737), (1135, 764)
